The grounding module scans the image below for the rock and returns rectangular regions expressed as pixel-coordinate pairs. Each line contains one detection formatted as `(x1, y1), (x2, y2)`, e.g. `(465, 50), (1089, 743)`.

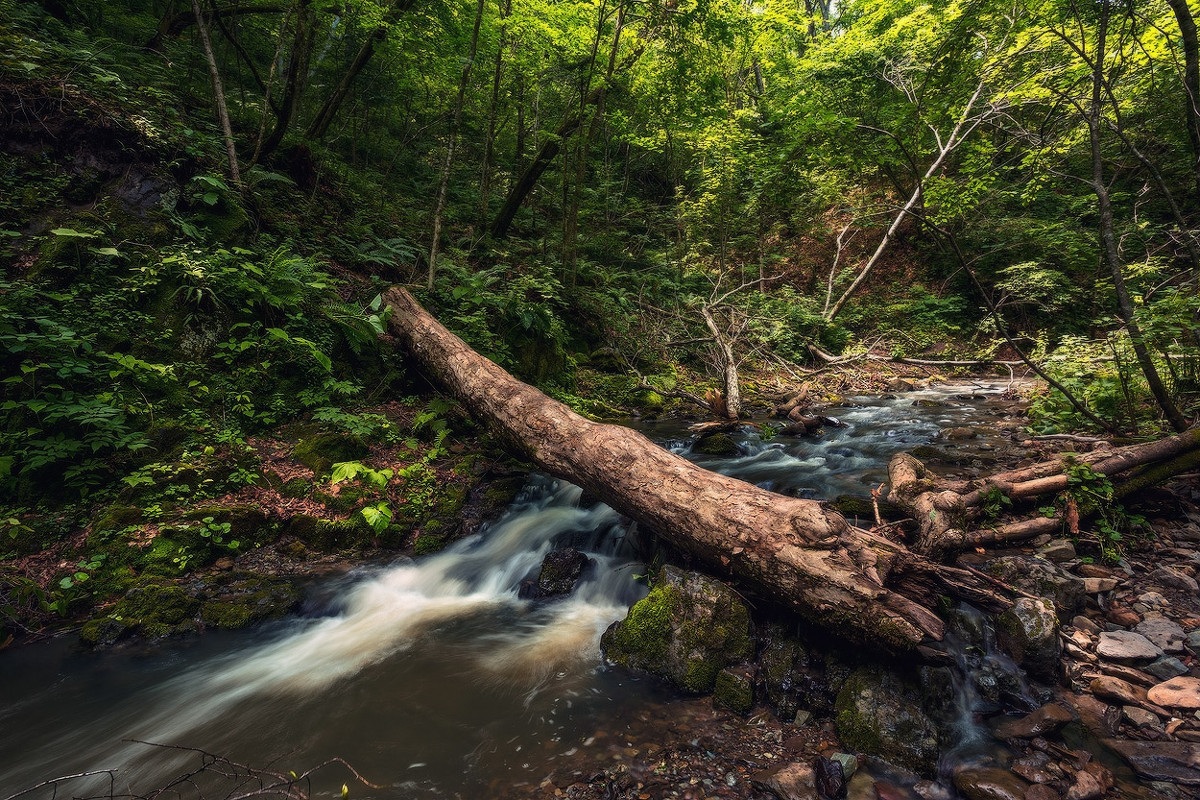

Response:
(1090, 676), (1147, 707)
(1081, 577), (1118, 593)
(1145, 656), (1190, 681)
(830, 753), (858, 779)
(793, 710), (812, 727)
(997, 597), (1061, 682)
(1024, 786), (1059, 800)
(1064, 771), (1102, 800)
(1095, 630), (1162, 662)
(692, 432), (740, 457)
(1136, 618), (1186, 653)
(519, 547), (592, 598)
(1077, 564), (1116, 578)
(1106, 607), (1141, 628)
(1037, 540), (1076, 563)
(1099, 663), (1155, 686)
(888, 377), (915, 392)
(1103, 740), (1200, 785)
(756, 622), (829, 720)
(751, 761), (818, 800)
(940, 427), (980, 441)
(1011, 751), (1061, 784)
(292, 431), (369, 477)
(813, 756), (846, 799)
(953, 766), (1030, 800)
(994, 704), (1074, 739)
(1148, 676), (1200, 709)
(1063, 691), (1121, 738)
(913, 780), (953, 800)
(1149, 567), (1200, 593)
(601, 565), (753, 693)
(1121, 705), (1162, 729)
(714, 665), (755, 714)
(1189, 630), (1200, 651)
(834, 666), (941, 774)
(1072, 616), (1101, 634)
(985, 556), (1084, 614)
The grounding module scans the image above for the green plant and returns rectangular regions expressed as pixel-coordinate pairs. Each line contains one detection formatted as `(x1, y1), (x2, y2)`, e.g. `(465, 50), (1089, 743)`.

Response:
(979, 486), (1012, 521)
(1062, 461), (1150, 563)
(330, 461), (394, 491)
(359, 502), (393, 534)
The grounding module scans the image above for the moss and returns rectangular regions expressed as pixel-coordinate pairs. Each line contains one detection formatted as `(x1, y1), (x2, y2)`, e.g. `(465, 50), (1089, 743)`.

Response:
(713, 667), (755, 714)
(91, 504), (143, 534)
(604, 582), (676, 665)
(184, 505), (275, 547)
(834, 671), (884, 755)
(284, 514), (374, 551)
(292, 431), (369, 478)
(414, 520), (448, 555)
(199, 576), (298, 629)
(693, 433), (739, 457)
(313, 485), (373, 512)
(280, 477), (313, 499)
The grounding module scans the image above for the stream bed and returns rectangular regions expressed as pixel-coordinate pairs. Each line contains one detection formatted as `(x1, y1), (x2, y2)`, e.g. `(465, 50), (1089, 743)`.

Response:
(0, 382), (1027, 798)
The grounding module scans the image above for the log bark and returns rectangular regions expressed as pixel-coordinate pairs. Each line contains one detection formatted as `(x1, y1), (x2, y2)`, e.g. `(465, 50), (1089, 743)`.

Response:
(384, 287), (991, 652)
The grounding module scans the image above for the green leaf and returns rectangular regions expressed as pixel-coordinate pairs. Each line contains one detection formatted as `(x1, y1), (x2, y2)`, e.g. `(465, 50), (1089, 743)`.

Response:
(49, 228), (96, 238)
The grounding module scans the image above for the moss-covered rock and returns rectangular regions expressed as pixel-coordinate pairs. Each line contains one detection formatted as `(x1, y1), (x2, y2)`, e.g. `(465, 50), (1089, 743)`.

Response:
(283, 514), (374, 551)
(692, 433), (740, 457)
(714, 665), (755, 714)
(280, 477), (313, 499)
(292, 431), (369, 478)
(82, 579), (200, 644)
(601, 565), (753, 694)
(834, 666), (941, 775)
(184, 504), (276, 547)
(996, 597), (1060, 683)
(413, 520), (449, 555)
(985, 556), (1083, 614)
(199, 576), (299, 630)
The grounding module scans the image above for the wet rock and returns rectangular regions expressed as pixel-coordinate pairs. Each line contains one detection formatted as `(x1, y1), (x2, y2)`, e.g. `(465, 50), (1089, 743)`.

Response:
(1011, 751), (1062, 784)
(953, 766), (1030, 800)
(714, 665), (755, 714)
(994, 704), (1074, 739)
(940, 427), (980, 441)
(692, 432), (740, 456)
(1063, 691), (1121, 738)
(985, 556), (1084, 614)
(1136, 618), (1186, 653)
(1145, 656), (1190, 681)
(1121, 705), (1162, 729)
(1064, 771), (1102, 800)
(1024, 785), (1060, 800)
(601, 565), (753, 693)
(1095, 630), (1161, 662)
(813, 756), (846, 799)
(1147, 676), (1200, 709)
(1071, 616), (1101, 634)
(756, 622), (842, 718)
(997, 597), (1060, 682)
(1037, 540), (1076, 563)
(1081, 577), (1118, 594)
(519, 548), (592, 598)
(1148, 567), (1199, 593)
(888, 378), (916, 392)
(1103, 740), (1200, 785)
(1105, 607), (1141, 628)
(834, 666), (940, 774)
(750, 761), (817, 800)
(1099, 662), (1155, 686)
(830, 753), (858, 780)
(913, 779), (953, 800)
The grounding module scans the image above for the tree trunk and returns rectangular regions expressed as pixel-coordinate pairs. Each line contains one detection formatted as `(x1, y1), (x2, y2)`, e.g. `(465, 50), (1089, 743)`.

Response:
(382, 287), (1026, 652)
(149, 1), (286, 50)
(257, 1), (314, 163)
(192, 0), (242, 189)
(1167, 0), (1200, 201)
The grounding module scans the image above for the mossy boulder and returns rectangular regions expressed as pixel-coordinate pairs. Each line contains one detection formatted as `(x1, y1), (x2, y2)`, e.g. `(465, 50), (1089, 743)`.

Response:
(601, 565), (753, 694)
(985, 556), (1083, 614)
(692, 433), (740, 457)
(184, 504), (276, 547)
(292, 432), (369, 478)
(283, 514), (375, 551)
(714, 665), (756, 714)
(834, 666), (941, 775)
(996, 597), (1060, 683)
(413, 520), (449, 555)
(756, 621), (848, 719)
(199, 575), (300, 630)
(82, 579), (200, 645)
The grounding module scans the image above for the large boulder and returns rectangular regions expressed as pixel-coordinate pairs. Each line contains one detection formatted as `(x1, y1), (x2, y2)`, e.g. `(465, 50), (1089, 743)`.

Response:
(996, 597), (1060, 683)
(834, 666), (941, 774)
(984, 556), (1084, 614)
(602, 565), (753, 693)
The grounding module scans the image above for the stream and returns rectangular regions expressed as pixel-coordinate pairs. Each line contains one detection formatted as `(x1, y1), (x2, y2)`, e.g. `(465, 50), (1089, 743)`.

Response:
(0, 382), (1025, 798)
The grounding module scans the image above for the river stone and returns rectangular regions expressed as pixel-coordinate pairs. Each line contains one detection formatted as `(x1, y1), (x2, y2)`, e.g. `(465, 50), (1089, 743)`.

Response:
(601, 565), (752, 693)
(750, 761), (818, 800)
(953, 766), (1030, 800)
(1148, 676), (1200, 709)
(692, 432), (740, 457)
(1122, 705), (1163, 729)
(1064, 770), (1103, 800)
(1103, 740), (1200, 785)
(1148, 567), (1200, 593)
(997, 597), (1060, 682)
(993, 703), (1074, 739)
(814, 756), (846, 799)
(1037, 540), (1076, 563)
(1024, 785), (1059, 800)
(1082, 577), (1118, 594)
(1145, 656), (1190, 681)
(1136, 618), (1187, 653)
(830, 752), (858, 779)
(519, 548), (593, 598)
(834, 666), (940, 774)
(1096, 630), (1162, 662)
(985, 556), (1084, 613)
(1090, 676), (1148, 707)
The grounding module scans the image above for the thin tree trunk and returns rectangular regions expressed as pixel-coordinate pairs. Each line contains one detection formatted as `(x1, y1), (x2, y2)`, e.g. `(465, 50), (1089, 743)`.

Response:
(258, 0), (314, 163)
(428, 0), (486, 290)
(192, 0), (242, 188)
(478, 0), (512, 226)
(1167, 0), (1200, 201)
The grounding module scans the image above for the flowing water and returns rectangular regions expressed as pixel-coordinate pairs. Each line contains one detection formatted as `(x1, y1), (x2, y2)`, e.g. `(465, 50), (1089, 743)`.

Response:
(0, 382), (1022, 798)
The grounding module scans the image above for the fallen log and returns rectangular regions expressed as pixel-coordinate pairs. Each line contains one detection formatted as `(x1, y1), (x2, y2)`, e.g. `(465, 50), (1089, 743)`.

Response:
(384, 288), (1005, 652)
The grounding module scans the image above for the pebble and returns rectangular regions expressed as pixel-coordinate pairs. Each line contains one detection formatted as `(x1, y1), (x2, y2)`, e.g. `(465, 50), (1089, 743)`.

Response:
(1136, 618), (1187, 653)
(1096, 630), (1163, 662)
(830, 752), (857, 779)
(1137, 591), (1168, 607)
(1064, 770), (1103, 800)
(1189, 630), (1200, 651)
(1148, 676), (1200, 709)
(1038, 540), (1076, 563)
(1145, 656), (1190, 681)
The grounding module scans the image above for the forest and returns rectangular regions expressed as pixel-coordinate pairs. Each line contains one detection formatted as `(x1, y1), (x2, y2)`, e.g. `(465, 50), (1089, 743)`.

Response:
(3, 0), (1200, 797)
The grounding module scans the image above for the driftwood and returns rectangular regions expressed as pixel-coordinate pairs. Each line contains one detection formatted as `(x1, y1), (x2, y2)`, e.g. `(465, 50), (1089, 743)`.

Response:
(889, 429), (1200, 558)
(384, 288), (1014, 652)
